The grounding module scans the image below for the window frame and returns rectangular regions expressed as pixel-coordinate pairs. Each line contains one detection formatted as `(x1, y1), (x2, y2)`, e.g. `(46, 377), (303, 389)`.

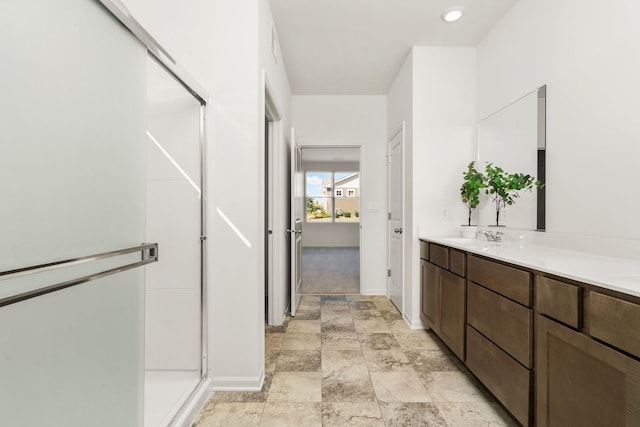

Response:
(305, 171), (359, 223)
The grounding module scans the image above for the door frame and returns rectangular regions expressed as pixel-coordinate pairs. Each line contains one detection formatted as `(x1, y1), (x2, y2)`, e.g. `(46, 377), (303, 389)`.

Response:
(264, 78), (285, 325)
(297, 144), (364, 295)
(387, 123), (405, 312)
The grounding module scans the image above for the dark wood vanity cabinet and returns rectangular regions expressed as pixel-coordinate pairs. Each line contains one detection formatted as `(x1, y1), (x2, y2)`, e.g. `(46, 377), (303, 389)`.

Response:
(535, 276), (640, 427)
(420, 239), (640, 426)
(466, 254), (533, 426)
(420, 243), (466, 360)
(536, 314), (640, 427)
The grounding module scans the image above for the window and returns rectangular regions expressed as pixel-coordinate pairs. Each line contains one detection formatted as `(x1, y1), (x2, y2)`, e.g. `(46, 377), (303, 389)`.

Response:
(306, 171), (360, 223)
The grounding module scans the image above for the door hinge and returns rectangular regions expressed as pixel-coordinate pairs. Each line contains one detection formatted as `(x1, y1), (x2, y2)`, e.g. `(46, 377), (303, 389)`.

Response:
(388, 212), (391, 220)
(388, 269), (391, 277)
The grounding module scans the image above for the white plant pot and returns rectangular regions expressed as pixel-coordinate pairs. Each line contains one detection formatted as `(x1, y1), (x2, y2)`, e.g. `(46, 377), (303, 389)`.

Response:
(460, 225), (478, 239)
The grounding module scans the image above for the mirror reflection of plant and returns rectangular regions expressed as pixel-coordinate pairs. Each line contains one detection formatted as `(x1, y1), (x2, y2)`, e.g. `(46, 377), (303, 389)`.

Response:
(484, 163), (542, 226)
(460, 161), (485, 226)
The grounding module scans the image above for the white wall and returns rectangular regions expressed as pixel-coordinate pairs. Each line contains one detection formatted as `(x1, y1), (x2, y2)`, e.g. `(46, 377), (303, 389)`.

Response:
(292, 96), (388, 294)
(477, 0), (640, 240)
(387, 47), (476, 327)
(122, 0), (292, 389)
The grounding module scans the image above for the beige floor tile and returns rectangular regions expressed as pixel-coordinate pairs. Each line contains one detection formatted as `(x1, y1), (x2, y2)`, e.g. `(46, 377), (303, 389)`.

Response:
(358, 333), (401, 350)
(267, 372), (322, 403)
(297, 302), (322, 312)
(264, 323), (288, 333)
(265, 351), (280, 373)
(322, 402), (384, 426)
(421, 371), (488, 403)
(387, 319), (412, 334)
(377, 309), (404, 323)
(350, 308), (383, 320)
(276, 350), (321, 372)
(265, 333), (285, 351)
(362, 349), (414, 372)
(195, 402), (264, 427)
(435, 401), (519, 426)
(322, 317), (356, 333)
(370, 371), (433, 403)
(378, 402), (448, 427)
(322, 350), (368, 372)
(393, 331), (441, 350)
(286, 320), (321, 334)
(260, 402), (322, 427)
(348, 300), (378, 310)
(321, 371), (377, 403)
(281, 333), (321, 350)
(321, 331), (361, 350)
(354, 319), (391, 333)
(321, 307), (352, 321)
(404, 349), (459, 372)
(292, 310), (321, 320)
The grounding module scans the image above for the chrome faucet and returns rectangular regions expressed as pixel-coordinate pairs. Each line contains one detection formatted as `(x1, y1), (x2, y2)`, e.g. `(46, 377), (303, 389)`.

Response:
(479, 230), (503, 242)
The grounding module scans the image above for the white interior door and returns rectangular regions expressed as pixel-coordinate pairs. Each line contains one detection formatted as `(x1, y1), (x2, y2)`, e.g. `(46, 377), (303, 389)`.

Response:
(388, 125), (404, 312)
(289, 129), (304, 315)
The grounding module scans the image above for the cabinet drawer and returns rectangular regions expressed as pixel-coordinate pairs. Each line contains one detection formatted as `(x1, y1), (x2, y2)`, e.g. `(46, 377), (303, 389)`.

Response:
(536, 276), (582, 329)
(589, 292), (640, 358)
(420, 240), (429, 260)
(429, 244), (448, 270)
(466, 325), (531, 426)
(468, 255), (531, 306)
(467, 282), (532, 368)
(449, 249), (466, 277)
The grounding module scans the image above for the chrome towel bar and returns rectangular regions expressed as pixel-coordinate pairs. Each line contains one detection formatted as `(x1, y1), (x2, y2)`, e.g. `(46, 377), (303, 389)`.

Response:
(0, 243), (158, 308)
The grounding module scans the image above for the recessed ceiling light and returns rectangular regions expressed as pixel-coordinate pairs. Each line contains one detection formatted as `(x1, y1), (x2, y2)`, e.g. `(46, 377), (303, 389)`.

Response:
(442, 7), (464, 23)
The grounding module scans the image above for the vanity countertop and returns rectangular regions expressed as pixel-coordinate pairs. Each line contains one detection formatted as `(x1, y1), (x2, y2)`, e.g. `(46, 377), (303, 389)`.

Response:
(420, 234), (640, 298)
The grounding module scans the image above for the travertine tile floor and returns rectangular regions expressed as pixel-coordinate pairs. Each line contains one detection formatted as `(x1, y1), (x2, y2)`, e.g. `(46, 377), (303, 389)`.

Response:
(194, 295), (517, 426)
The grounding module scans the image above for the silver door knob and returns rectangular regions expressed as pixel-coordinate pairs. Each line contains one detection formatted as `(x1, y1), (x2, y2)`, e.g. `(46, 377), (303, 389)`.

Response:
(394, 228), (403, 234)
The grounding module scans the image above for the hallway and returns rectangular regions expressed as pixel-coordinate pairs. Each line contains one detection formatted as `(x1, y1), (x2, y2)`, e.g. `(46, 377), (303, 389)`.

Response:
(195, 295), (516, 426)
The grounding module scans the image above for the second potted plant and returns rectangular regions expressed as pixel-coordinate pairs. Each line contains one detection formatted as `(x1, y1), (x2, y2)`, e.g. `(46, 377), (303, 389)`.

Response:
(484, 163), (542, 227)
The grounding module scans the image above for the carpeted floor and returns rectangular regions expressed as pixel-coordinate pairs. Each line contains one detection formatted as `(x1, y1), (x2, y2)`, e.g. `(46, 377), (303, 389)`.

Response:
(301, 247), (359, 294)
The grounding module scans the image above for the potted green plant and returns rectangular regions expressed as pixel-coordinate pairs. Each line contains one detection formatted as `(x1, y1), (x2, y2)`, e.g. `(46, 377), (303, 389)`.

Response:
(484, 163), (542, 226)
(460, 161), (484, 237)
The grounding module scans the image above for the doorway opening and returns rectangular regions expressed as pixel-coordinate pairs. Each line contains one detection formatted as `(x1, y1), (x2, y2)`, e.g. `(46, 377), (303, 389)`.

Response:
(300, 147), (362, 295)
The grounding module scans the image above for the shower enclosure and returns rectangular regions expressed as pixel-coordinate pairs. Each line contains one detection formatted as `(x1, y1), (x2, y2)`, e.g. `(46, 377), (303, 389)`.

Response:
(144, 55), (208, 426)
(0, 0), (209, 425)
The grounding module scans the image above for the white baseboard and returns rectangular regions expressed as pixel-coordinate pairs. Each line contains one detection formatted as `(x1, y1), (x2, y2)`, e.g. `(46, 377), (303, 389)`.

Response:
(209, 369), (264, 391)
(402, 313), (426, 330)
(361, 289), (386, 295)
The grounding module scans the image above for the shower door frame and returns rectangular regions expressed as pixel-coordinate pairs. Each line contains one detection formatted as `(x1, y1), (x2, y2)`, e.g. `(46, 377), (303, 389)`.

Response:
(97, 0), (210, 423)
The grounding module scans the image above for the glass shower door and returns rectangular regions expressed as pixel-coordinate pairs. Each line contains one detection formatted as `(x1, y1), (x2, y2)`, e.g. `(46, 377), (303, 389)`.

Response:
(0, 0), (148, 425)
(144, 56), (205, 427)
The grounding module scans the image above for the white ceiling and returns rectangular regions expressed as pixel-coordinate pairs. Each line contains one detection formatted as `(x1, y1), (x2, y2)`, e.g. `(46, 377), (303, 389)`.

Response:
(269, 0), (519, 95)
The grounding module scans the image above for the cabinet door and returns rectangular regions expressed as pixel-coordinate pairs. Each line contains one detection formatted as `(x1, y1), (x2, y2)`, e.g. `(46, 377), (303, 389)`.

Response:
(536, 315), (640, 427)
(439, 269), (465, 360)
(421, 260), (439, 330)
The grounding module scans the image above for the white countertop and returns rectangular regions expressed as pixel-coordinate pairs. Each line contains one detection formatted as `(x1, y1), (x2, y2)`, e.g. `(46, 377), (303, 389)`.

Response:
(420, 234), (640, 298)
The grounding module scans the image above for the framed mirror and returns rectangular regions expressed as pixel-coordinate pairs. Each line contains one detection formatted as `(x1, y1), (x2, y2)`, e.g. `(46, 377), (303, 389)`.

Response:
(477, 85), (546, 230)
